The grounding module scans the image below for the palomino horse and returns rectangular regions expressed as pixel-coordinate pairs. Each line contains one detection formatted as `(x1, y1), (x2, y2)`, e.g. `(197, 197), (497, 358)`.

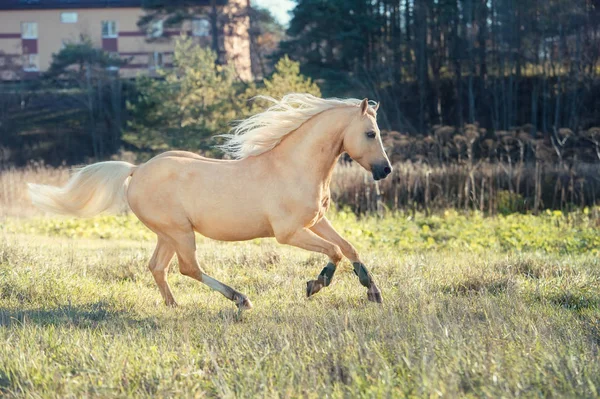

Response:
(29, 94), (392, 310)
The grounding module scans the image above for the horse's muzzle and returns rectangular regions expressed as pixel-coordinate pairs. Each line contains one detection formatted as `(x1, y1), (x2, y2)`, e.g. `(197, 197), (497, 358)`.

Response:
(372, 162), (392, 181)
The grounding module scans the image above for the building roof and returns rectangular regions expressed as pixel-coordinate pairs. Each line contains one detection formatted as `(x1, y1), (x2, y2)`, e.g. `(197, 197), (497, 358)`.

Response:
(0, 0), (226, 10)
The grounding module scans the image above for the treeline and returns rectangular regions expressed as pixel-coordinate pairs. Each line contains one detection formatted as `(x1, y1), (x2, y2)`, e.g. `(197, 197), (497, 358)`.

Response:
(3, 0), (600, 166)
(0, 37), (318, 166)
(0, 4), (287, 166)
(283, 0), (600, 134)
(0, 74), (130, 166)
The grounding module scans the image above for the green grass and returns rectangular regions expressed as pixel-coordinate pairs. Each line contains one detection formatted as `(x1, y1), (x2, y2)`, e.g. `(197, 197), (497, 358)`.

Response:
(0, 212), (599, 397)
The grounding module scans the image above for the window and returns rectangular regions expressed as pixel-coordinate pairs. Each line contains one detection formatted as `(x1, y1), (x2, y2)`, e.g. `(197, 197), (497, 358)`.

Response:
(105, 52), (120, 71)
(149, 52), (163, 69)
(148, 20), (163, 38)
(60, 12), (78, 23)
(192, 18), (210, 37)
(101, 20), (117, 38)
(22, 54), (39, 71)
(21, 22), (38, 39)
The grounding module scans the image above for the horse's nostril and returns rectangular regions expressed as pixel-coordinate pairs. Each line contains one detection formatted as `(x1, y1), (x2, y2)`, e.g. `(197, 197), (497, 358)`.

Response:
(384, 166), (391, 175)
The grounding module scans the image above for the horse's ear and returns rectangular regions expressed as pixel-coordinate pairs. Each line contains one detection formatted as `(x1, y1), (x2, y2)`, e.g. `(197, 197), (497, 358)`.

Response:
(360, 98), (369, 115)
(374, 102), (380, 112)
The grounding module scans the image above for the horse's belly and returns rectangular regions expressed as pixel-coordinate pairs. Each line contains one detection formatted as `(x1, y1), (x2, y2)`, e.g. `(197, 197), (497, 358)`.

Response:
(191, 212), (273, 241)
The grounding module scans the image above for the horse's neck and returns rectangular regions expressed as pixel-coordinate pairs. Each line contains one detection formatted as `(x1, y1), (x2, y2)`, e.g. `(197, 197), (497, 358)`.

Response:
(267, 107), (350, 188)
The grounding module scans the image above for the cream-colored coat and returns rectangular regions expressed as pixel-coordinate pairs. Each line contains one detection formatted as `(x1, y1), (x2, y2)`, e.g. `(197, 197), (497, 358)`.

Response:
(29, 95), (392, 309)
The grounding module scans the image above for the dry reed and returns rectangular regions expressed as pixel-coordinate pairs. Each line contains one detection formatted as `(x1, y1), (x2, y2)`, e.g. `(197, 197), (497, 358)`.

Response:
(2, 160), (599, 217)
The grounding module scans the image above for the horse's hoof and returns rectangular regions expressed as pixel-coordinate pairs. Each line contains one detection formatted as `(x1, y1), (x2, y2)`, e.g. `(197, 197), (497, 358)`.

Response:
(236, 296), (253, 311)
(306, 279), (324, 298)
(367, 285), (383, 304)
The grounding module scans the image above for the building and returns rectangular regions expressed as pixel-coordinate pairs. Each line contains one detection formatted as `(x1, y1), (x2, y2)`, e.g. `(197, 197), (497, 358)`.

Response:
(0, 0), (251, 80)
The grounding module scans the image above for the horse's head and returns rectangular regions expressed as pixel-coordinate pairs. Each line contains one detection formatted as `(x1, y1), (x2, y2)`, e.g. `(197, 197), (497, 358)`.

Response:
(342, 98), (392, 181)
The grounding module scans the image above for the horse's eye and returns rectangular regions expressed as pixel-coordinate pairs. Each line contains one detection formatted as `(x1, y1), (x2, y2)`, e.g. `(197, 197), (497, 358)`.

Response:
(366, 131), (376, 139)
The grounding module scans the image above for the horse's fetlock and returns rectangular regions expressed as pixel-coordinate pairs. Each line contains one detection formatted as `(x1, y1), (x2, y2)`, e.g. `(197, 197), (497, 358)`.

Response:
(318, 262), (337, 287)
(331, 245), (343, 263)
(353, 262), (373, 288)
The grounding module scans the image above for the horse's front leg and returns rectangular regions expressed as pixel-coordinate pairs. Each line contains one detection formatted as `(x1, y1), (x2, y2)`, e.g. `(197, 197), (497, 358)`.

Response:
(310, 217), (382, 303)
(274, 227), (343, 298)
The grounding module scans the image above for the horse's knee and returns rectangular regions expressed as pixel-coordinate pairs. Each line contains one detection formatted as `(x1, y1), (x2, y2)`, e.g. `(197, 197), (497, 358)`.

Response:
(329, 245), (343, 264)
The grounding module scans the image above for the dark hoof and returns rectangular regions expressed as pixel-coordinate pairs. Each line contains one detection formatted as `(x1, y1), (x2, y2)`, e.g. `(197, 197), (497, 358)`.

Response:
(165, 298), (178, 307)
(306, 280), (324, 298)
(236, 296), (253, 311)
(367, 285), (383, 304)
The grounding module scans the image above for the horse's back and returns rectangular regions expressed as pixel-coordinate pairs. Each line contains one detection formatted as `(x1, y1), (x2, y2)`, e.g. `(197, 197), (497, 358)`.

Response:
(150, 150), (236, 164)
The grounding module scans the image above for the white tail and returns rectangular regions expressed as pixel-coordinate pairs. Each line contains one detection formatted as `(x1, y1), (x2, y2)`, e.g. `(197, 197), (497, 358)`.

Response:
(28, 161), (137, 217)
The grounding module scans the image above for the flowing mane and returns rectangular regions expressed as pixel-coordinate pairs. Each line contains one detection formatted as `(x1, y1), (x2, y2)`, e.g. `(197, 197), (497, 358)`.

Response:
(220, 93), (376, 159)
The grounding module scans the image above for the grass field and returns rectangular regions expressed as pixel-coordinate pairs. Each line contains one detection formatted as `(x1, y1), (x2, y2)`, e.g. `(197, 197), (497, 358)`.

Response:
(0, 210), (599, 398)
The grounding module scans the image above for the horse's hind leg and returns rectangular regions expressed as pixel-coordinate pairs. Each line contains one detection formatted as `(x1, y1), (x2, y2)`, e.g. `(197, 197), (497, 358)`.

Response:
(148, 238), (177, 306)
(171, 231), (253, 310)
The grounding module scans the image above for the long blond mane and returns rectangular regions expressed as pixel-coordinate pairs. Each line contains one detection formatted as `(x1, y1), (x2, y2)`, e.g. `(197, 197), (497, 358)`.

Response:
(220, 93), (374, 159)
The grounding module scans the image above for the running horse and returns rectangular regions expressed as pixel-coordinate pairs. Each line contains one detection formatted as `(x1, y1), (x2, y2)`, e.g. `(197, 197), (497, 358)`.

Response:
(28, 94), (393, 310)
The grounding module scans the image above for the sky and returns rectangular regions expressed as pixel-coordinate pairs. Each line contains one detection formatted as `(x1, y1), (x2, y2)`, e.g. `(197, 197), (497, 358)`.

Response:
(252, 0), (295, 26)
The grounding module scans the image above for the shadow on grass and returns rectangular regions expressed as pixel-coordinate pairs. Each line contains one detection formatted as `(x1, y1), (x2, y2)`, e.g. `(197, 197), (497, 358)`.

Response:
(439, 276), (514, 296)
(545, 292), (599, 311)
(0, 301), (160, 329)
(0, 300), (251, 329)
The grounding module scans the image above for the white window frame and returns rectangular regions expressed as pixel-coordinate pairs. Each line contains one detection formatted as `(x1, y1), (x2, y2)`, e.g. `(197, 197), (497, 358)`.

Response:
(148, 52), (163, 70)
(148, 20), (163, 38)
(192, 18), (210, 37)
(60, 12), (78, 24)
(21, 22), (38, 39)
(101, 20), (118, 38)
(22, 53), (39, 72)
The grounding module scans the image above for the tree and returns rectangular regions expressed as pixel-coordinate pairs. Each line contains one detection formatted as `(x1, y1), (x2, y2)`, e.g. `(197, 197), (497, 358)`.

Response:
(281, 0), (600, 135)
(44, 38), (126, 158)
(255, 56), (321, 99)
(248, 6), (286, 79)
(45, 38), (124, 80)
(125, 36), (237, 156)
(125, 37), (321, 158)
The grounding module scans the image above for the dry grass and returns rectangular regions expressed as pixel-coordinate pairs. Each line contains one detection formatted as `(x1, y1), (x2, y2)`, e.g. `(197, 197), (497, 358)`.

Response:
(2, 160), (600, 218)
(332, 161), (600, 214)
(0, 164), (70, 217)
(0, 165), (599, 397)
(0, 229), (598, 397)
